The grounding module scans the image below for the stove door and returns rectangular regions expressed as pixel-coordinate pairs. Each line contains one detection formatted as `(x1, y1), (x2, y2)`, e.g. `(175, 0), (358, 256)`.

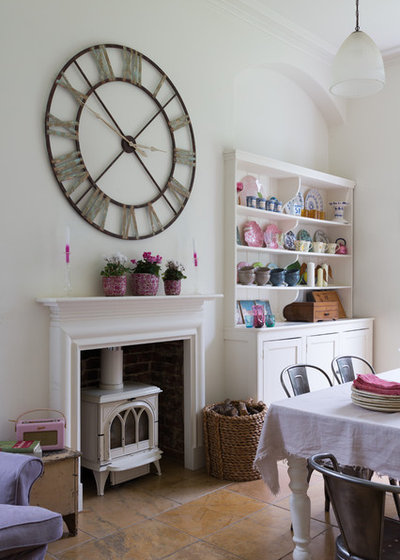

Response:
(105, 400), (156, 461)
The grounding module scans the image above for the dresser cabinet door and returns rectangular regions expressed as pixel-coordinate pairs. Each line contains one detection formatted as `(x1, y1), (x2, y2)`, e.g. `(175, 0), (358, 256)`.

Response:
(340, 328), (372, 367)
(262, 337), (303, 404)
(306, 332), (340, 385)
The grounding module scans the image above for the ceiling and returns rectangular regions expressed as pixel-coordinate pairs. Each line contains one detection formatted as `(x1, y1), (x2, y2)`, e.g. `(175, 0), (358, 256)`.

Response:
(243, 0), (400, 56)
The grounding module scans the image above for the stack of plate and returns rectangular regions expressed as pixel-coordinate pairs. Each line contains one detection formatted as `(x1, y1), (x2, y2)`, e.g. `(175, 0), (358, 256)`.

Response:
(351, 387), (400, 412)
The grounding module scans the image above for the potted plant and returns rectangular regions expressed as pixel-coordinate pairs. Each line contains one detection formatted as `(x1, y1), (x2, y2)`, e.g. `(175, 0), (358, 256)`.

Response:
(100, 253), (131, 296)
(162, 260), (187, 295)
(130, 252), (162, 296)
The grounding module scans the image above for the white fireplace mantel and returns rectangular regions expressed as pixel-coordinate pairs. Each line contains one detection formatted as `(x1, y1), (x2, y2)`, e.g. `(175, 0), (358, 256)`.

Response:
(37, 294), (222, 475)
(37, 294), (222, 322)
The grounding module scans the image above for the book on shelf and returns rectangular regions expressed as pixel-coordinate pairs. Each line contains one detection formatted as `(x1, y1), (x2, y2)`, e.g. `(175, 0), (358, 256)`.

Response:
(0, 440), (42, 457)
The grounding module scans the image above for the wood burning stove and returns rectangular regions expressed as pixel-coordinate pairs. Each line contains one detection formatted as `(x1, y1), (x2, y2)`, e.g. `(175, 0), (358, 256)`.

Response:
(80, 348), (162, 495)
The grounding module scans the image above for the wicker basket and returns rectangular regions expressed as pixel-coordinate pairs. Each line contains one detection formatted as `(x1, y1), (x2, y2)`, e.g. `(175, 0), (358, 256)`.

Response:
(202, 401), (267, 481)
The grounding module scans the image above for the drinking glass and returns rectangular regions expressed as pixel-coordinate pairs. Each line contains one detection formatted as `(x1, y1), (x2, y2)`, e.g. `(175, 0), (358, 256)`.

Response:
(265, 313), (276, 328)
(252, 305), (265, 328)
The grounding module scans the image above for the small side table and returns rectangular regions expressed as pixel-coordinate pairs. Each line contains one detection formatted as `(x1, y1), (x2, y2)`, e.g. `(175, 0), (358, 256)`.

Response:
(30, 448), (81, 536)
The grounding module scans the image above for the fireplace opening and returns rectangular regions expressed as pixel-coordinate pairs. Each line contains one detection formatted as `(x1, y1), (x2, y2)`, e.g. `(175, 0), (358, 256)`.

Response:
(81, 340), (185, 479)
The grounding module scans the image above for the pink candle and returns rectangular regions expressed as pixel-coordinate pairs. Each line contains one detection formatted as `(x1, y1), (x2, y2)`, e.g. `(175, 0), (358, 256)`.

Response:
(65, 227), (70, 263)
(192, 239), (198, 267)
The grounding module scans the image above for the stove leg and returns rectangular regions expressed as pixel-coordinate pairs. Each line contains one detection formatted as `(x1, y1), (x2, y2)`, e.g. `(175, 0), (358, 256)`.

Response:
(153, 460), (161, 476)
(93, 470), (109, 496)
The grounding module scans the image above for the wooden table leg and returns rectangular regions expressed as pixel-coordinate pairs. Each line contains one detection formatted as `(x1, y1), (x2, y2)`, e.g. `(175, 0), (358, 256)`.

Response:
(287, 456), (312, 560)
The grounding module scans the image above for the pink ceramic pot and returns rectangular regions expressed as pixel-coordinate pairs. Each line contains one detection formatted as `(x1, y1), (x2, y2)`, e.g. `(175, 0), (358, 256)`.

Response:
(132, 273), (159, 296)
(163, 279), (181, 296)
(102, 276), (127, 297)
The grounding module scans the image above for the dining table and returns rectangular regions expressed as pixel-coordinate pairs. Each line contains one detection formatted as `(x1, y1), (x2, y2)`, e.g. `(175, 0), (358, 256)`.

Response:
(254, 368), (400, 560)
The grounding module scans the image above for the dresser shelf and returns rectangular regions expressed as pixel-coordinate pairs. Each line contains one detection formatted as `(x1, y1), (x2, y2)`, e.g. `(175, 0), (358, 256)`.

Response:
(224, 149), (354, 326)
(223, 150), (372, 406)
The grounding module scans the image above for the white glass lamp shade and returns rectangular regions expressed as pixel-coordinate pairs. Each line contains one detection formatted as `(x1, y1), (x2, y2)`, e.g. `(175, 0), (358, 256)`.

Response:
(330, 30), (385, 98)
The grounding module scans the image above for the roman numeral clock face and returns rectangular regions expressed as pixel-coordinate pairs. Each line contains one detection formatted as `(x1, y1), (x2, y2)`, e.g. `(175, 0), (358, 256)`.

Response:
(45, 44), (196, 239)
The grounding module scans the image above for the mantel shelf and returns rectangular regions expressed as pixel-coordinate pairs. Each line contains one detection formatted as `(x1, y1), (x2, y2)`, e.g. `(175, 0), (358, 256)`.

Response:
(37, 294), (223, 322)
(37, 294), (222, 303)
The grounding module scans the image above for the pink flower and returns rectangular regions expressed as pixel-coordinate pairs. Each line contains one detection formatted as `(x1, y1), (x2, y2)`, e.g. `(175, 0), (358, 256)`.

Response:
(131, 251), (163, 276)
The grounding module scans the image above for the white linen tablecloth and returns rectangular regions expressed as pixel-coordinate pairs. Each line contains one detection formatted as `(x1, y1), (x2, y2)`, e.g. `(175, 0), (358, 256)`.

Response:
(254, 368), (400, 494)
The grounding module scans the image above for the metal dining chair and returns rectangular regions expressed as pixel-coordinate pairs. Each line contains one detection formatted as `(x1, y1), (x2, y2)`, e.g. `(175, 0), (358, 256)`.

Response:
(331, 355), (376, 384)
(331, 354), (400, 519)
(280, 364), (333, 512)
(309, 453), (400, 560)
(280, 364), (333, 398)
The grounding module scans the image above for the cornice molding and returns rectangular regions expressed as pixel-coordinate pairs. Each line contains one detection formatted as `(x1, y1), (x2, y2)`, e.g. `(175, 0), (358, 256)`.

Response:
(206, 0), (400, 65)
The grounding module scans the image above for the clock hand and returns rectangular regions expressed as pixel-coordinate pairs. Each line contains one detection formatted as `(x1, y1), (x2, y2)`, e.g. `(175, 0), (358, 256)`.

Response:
(81, 101), (167, 156)
(79, 101), (147, 156)
(134, 142), (166, 153)
(73, 60), (164, 156)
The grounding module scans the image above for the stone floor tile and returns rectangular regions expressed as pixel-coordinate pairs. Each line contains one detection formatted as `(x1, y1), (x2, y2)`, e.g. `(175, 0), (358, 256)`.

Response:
(156, 489), (265, 538)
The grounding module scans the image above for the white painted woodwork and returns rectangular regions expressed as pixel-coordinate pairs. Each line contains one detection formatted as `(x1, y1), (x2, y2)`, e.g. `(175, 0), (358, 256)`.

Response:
(224, 149), (355, 327)
(262, 337), (303, 402)
(224, 319), (373, 404)
(37, 295), (221, 504)
(223, 150), (373, 403)
(287, 456), (312, 560)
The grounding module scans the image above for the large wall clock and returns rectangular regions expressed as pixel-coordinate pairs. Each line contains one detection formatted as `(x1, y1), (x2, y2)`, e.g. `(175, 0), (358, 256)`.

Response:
(45, 44), (196, 239)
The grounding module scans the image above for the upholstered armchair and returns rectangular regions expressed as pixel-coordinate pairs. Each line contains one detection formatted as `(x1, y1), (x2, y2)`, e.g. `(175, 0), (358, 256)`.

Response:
(0, 452), (63, 559)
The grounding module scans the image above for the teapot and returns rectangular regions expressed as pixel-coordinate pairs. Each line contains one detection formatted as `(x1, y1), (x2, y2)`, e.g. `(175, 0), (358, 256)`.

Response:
(335, 238), (347, 255)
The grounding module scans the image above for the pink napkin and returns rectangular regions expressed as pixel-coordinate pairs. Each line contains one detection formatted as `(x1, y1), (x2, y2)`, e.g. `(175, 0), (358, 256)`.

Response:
(353, 374), (400, 395)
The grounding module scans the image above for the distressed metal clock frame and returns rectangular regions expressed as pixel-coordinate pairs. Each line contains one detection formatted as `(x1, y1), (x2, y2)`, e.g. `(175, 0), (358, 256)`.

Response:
(45, 44), (196, 240)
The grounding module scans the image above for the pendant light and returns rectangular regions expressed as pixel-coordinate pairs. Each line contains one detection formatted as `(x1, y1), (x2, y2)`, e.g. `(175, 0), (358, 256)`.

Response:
(330, 0), (385, 98)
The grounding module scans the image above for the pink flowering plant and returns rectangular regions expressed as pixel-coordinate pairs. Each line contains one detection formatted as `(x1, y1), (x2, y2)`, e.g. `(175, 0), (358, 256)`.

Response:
(162, 260), (187, 281)
(101, 252), (131, 276)
(131, 252), (162, 276)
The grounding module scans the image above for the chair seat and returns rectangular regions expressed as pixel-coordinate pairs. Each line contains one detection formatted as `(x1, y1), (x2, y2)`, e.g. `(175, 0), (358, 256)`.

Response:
(0, 503), (63, 554)
(336, 517), (400, 559)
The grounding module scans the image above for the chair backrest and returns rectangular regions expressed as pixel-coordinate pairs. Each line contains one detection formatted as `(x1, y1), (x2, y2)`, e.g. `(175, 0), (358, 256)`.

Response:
(280, 364), (332, 397)
(309, 453), (400, 559)
(331, 355), (376, 384)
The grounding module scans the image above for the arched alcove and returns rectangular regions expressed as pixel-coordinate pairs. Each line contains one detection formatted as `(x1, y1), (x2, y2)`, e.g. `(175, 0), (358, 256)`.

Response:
(234, 63), (344, 169)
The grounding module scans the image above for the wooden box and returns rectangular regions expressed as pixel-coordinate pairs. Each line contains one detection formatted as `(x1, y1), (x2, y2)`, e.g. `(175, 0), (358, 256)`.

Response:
(283, 302), (339, 322)
(310, 290), (346, 318)
(30, 448), (80, 536)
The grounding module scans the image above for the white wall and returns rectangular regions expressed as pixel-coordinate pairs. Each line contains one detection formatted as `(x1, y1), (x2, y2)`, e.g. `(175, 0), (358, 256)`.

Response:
(0, 0), (375, 439)
(329, 61), (400, 371)
(234, 66), (330, 170)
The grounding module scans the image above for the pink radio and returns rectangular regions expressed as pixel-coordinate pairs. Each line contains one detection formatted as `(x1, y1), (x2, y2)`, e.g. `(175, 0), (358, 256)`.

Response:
(15, 409), (66, 451)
